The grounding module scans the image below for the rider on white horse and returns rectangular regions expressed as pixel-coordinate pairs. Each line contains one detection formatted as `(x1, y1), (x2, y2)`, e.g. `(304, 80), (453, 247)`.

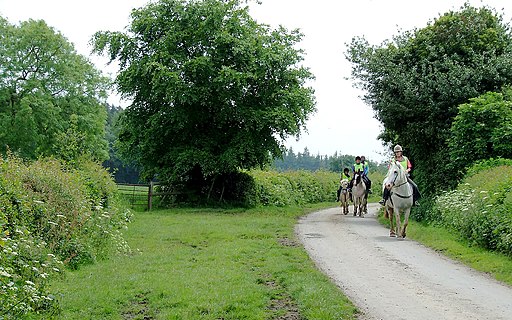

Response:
(379, 145), (421, 206)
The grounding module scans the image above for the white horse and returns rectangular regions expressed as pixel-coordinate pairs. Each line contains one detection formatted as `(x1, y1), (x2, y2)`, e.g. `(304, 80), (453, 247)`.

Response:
(383, 160), (413, 238)
(339, 179), (350, 215)
(352, 171), (367, 217)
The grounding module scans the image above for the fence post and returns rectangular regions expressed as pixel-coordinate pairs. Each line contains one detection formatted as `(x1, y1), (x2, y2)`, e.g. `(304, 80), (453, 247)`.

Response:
(148, 181), (153, 211)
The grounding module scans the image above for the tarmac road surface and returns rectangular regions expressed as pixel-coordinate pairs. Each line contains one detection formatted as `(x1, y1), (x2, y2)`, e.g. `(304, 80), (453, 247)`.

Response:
(295, 203), (512, 320)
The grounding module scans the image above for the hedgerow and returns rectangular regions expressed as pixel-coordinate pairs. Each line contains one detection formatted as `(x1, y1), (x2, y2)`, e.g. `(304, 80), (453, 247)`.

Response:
(430, 160), (512, 256)
(0, 155), (132, 319)
(250, 170), (338, 206)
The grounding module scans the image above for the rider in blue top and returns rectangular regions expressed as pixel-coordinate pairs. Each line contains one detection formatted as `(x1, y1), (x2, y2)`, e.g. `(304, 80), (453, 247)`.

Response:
(360, 156), (372, 194)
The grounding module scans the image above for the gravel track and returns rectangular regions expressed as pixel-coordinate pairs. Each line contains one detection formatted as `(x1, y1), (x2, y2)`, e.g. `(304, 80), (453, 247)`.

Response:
(295, 203), (512, 320)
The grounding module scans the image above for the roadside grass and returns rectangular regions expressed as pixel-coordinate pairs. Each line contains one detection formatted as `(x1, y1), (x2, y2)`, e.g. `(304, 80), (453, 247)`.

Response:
(47, 203), (358, 319)
(377, 209), (512, 286)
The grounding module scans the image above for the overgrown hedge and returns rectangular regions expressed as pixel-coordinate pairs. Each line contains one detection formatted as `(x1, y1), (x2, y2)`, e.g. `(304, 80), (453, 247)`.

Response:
(0, 155), (131, 318)
(250, 170), (338, 206)
(428, 159), (512, 256)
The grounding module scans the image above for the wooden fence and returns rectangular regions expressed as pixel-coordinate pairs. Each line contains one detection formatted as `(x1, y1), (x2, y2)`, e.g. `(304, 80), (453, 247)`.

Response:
(117, 181), (175, 210)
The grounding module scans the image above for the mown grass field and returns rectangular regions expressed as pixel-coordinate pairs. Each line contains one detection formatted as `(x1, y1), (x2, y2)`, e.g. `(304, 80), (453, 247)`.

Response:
(47, 204), (358, 319)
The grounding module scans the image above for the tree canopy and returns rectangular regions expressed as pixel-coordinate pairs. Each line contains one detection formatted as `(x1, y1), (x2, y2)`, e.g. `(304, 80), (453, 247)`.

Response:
(346, 4), (512, 193)
(91, 0), (316, 188)
(0, 17), (110, 161)
(448, 88), (512, 177)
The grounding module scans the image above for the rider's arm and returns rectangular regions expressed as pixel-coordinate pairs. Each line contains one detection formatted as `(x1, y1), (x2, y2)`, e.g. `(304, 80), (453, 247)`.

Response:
(406, 158), (412, 173)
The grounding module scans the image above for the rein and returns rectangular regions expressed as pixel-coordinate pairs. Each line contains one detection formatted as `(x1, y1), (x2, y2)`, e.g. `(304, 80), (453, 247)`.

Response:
(388, 164), (412, 200)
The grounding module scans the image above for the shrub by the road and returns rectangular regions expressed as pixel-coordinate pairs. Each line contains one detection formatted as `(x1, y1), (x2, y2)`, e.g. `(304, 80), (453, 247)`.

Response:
(0, 155), (131, 318)
(251, 170), (338, 206)
(430, 159), (512, 256)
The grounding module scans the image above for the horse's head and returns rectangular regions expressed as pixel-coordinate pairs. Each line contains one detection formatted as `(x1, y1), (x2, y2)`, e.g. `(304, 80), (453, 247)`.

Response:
(340, 179), (349, 189)
(384, 160), (406, 190)
(354, 170), (362, 185)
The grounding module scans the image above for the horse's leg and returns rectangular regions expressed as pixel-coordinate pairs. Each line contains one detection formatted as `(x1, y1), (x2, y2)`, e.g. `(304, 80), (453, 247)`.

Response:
(353, 199), (357, 216)
(394, 209), (402, 238)
(387, 206), (396, 237)
(402, 209), (411, 238)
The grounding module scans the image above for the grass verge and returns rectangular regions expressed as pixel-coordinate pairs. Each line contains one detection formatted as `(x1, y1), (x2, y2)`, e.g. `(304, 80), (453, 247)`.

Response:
(377, 208), (512, 286)
(47, 203), (358, 319)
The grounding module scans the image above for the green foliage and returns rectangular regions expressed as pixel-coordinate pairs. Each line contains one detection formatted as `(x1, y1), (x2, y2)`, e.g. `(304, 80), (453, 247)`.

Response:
(272, 148), (387, 174)
(92, 0), (316, 188)
(346, 4), (512, 195)
(0, 16), (110, 161)
(0, 154), (131, 318)
(251, 170), (338, 206)
(430, 163), (512, 256)
(101, 104), (140, 184)
(449, 90), (512, 180)
(465, 158), (512, 177)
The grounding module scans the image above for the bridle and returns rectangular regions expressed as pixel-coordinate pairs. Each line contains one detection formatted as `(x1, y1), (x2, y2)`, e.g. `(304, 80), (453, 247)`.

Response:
(387, 163), (412, 200)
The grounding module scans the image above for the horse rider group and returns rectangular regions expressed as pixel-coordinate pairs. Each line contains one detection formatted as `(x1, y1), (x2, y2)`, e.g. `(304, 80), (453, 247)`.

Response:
(337, 145), (421, 206)
(337, 155), (372, 202)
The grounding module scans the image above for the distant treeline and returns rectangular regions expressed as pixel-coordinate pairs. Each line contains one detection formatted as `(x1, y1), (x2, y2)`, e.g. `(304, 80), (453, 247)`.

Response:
(272, 148), (388, 174)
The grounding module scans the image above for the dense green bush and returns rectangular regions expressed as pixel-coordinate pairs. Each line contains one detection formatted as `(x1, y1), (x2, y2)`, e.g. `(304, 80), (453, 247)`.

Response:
(250, 170), (338, 206)
(430, 160), (512, 255)
(0, 155), (131, 318)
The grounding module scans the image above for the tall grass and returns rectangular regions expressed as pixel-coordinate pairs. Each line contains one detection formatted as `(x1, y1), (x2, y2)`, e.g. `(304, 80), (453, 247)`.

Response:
(429, 162), (512, 256)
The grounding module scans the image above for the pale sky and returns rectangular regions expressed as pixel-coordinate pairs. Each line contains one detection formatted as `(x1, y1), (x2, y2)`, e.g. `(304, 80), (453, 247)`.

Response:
(1, 0), (511, 162)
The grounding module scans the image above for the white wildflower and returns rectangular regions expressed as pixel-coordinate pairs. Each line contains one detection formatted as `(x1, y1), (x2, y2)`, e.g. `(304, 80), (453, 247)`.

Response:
(0, 270), (11, 277)
(25, 280), (35, 286)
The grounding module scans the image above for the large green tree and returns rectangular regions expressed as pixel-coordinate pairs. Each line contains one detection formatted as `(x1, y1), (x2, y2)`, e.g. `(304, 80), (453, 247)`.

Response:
(346, 4), (512, 194)
(92, 0), (315, 189)
(0, 17), (110, 161)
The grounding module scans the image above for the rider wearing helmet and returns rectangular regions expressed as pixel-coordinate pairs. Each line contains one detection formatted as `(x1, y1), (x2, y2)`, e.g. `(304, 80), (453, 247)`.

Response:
(350, 156), (372, 198)
(337, 168), (351, 201)
(379, 145), (421, 206)
(360, 155), (372, 194)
